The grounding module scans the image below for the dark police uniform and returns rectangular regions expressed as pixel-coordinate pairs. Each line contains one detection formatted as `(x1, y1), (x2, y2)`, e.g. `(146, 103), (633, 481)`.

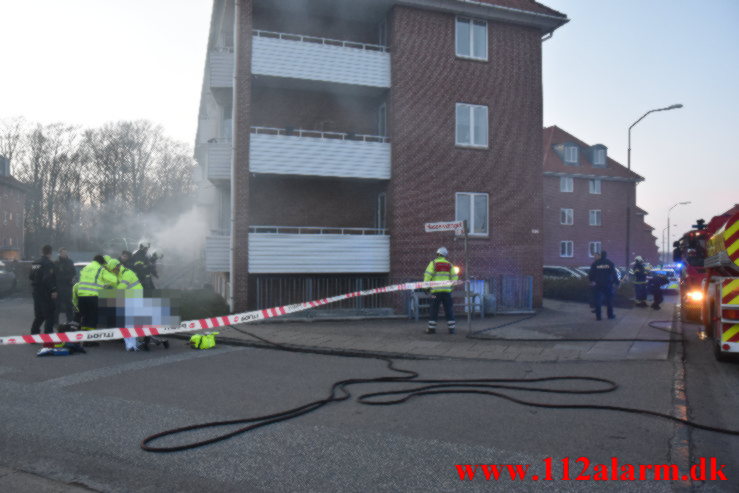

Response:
(29, 255), (57, 334)
(588, 250), (619, 321)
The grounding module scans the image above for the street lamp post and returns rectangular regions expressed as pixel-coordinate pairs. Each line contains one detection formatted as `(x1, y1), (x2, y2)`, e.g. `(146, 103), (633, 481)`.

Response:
(667, 201), (691, 264)
(625, 103), (683, 267)
(661, 224), (677, 265)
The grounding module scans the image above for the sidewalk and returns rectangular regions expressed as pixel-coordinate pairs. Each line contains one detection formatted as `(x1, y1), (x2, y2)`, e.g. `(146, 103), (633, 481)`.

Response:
(212, 298), (679, 362)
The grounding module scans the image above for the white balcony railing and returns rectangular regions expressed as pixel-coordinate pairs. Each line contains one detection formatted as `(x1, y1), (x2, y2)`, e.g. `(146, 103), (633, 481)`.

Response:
(205, 228), (390, 274)
(208, 32), (390, 89)
(249, 227), (390, 274)
(205, 234), (230, 273)
(206, 140), (232, 182)
(249, 127), (390, 179)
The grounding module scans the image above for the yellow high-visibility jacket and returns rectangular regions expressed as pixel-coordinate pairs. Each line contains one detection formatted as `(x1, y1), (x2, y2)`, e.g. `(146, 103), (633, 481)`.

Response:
(423, 256), (458, 293)
(76, 261), (118, 298)
(117, 266), (142, 293)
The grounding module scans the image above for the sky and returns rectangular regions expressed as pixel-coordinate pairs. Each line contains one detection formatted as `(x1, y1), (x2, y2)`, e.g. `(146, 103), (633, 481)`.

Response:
(1, 0), (737, 255)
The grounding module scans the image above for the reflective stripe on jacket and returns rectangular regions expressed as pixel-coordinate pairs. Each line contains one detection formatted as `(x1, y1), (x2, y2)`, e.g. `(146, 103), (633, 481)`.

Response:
(423, 256), (458, 293)
(76, 261), (118, 297)
(117, 266), (143, 292)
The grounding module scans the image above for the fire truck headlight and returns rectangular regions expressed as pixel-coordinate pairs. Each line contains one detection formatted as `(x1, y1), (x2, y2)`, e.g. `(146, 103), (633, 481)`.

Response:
(686, 290), (704, 303)
(453, 266), (461, 275)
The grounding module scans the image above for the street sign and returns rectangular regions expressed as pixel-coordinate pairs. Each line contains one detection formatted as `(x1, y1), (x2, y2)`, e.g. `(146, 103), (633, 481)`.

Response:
(424, 220), (465, 235)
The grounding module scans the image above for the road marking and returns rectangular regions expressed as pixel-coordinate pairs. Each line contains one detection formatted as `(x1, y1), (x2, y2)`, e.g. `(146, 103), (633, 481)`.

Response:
(35, 346), (246, 389)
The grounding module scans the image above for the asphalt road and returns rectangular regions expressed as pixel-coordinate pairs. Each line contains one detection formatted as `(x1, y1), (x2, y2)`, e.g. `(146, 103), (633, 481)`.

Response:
(0, 294), (737, 492)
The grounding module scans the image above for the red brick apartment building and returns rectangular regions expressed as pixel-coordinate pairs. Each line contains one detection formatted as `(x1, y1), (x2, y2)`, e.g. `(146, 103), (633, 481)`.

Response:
(0, 156), (27, 261)
(542, 126), (659, 269)
(195, 0), (568, 311)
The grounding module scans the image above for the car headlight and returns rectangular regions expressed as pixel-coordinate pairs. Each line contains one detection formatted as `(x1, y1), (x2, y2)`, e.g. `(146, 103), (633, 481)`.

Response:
(686, 290), (704, 302)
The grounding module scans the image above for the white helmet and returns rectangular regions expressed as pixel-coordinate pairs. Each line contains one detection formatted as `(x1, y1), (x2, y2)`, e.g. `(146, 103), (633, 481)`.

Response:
(436, 247), (448, 257)
(634, 256), (643, 262)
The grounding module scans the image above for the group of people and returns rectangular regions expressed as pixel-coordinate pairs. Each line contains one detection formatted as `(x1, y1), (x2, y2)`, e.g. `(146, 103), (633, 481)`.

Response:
(587, 251), (670, 321)
(29, 243), (162, 352)
(629, 255), (668, 310)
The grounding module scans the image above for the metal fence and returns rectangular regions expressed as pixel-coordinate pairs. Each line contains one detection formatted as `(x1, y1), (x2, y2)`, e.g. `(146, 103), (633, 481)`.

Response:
(483, 275), (534, 313)
(254, 276), (413, 314)
(254, 274), (534, 316)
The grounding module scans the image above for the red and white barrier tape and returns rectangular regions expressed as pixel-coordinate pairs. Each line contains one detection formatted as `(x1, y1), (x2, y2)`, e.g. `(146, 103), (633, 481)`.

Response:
(0, 281), (459, 346)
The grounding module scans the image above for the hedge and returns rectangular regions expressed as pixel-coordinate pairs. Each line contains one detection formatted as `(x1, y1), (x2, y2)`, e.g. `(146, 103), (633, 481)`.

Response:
(543, 278), (634, 309)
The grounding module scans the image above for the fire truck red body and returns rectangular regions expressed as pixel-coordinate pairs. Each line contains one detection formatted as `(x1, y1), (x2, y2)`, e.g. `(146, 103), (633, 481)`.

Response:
(677, 204), (739, 360)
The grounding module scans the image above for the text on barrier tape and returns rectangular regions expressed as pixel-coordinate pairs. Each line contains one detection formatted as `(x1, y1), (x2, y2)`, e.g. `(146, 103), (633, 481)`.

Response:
(0, 281), (460, 346)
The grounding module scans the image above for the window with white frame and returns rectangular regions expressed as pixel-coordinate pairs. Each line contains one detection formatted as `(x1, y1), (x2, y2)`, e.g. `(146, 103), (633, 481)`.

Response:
(589, 179), (601, 194)
(560, 176), (574, 192)
(455, 17), (487, 61)
(560, 208), (573, 225)
(456, 192), (489, 236)
(564, 145), (578, 164)
(456, 103), (488, 148)
(589, 209), (602, 226)
(589, 241), (602, 257)
(593, 148), (606, 166)
(560, 241), (574, 258)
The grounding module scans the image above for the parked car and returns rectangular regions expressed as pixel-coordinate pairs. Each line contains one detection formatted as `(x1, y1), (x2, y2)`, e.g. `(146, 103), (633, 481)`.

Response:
(543, 266), (585, 279)
(74, 262), (90, 277)
(0, 260), (17, 295)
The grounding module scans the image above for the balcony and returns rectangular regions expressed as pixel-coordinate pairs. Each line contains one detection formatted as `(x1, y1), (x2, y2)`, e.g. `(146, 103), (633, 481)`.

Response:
(250, 127), (390, 179)
(252, 31), (390, 88)
(205, 140), (232, 182)
(249, 226), (389, 274)
(207, 31), (391, 89)
(205, 234), (230, 273)
(208, 50), (234, 89)
(205, 227), (390, 274)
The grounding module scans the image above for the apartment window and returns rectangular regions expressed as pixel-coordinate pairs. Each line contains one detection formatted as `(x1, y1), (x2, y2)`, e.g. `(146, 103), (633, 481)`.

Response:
(589, 209), (602, 226)
(560, 241), (574, 258)
(560, 176), (573, 193)
(456, 17), (487, 61)
(376, 192), (387, 230)
(589, 179), (601, 194)
(589, 241), (602, 257)
(378, 103), (387, 137)
(560, 208), (574, 225)
(456, 103), (488, 148)
(456, 192), (489, 236)
(565, 145), (578, 164)
(593, 148), (606, 166)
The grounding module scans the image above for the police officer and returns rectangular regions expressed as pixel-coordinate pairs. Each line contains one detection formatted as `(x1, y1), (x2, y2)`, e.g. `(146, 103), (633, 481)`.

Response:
(29, 245), (58, 335)
(629, 256), (648, 307)
(54, 247), (77, 324)
(423, 247), (459, 334)
(588, 250), (620, 321)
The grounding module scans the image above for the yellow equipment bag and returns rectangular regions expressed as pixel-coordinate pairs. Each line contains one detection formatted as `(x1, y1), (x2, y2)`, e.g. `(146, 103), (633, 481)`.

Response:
(190, 332), (219, 349)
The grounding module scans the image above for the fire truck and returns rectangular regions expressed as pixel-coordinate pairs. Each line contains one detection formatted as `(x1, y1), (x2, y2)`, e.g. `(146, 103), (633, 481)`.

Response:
(676, 205), (739, 360)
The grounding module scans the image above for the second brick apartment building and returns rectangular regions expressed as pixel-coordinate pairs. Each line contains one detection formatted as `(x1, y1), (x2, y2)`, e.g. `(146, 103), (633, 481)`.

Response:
(542, 125), (660, 269)
(195, 0), (568, 311)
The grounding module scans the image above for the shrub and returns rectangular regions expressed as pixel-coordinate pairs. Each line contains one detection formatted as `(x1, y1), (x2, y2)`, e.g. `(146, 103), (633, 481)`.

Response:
(169, 289), (230, 321)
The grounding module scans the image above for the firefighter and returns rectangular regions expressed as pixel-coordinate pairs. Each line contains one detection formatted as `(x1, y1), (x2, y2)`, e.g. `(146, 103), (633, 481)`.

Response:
(29, 245), (58, 335)
(588, 250), (620, 321)
(74, 255), (118, 333)
(118, 250), (133, 269)
(423, 247), (458, 334)
(131, 243), (156, 295)
(629, 256), (649, 307)
(648, 272), (669, 310)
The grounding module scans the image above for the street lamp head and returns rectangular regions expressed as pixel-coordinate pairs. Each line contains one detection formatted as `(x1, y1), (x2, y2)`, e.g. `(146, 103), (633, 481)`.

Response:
(680, 201), (691, 205)
(667, 104), (683, 110)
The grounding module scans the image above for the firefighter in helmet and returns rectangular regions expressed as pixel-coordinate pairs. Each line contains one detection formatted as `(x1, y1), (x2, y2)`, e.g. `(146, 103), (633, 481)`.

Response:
(423, 247), (459, 334)
(629, 255), (649, 307)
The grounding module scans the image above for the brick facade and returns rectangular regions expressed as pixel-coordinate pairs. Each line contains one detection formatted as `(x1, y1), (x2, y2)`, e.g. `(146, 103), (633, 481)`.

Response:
(203, 0), (566, 310)
(389, 7), (545, 305)
(542, 126), (660, 268)
(0, 176), (27, 261)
